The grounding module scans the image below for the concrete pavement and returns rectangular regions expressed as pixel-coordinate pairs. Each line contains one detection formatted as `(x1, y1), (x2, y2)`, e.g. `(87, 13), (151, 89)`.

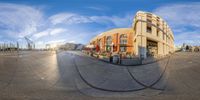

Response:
(0, 51), (199, 100)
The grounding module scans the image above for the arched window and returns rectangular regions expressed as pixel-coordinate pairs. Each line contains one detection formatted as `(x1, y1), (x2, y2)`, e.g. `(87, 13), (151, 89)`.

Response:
(98, 39), (102, 49)
(106, 36), (112, 52)
(106, 36), (112, 45)
(120, 34), (127, 44)
(120, 34), (127, 52)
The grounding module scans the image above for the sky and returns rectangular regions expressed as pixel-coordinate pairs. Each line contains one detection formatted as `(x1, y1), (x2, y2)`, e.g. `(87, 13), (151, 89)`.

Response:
(0, 0), (200, 48)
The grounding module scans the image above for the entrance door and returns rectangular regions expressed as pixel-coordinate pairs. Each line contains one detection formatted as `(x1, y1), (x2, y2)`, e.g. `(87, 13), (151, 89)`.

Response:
(147, 40), (158, 57)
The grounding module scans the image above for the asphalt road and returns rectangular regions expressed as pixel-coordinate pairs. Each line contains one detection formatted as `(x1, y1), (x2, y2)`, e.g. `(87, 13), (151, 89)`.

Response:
(0, 51), (200, 100)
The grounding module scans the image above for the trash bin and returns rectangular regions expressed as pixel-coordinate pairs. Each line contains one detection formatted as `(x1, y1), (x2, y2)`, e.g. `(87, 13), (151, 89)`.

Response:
(112, 55), (119, 64)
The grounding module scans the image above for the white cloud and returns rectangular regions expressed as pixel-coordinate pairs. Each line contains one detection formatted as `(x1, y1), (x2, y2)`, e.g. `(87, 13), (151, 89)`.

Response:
(49, 13), (92, 25)
(154, 3), (200, 27)
(35, 41), (44, 45)
(68, 41), (75, 43)
(49, 12), (132, 27)
(175, 31), (200, 45)
(0, 3), (44, 38)
(34, 41), (45, 49)
(33, 31), (49, 39)
(90, 14), (133, 27)
(175, 32), (200, 40)
(0, 3), (133, 48)
(46, 39), (65, 44)
(50, 28), (67, 35)
(86, 6), (105, 11)
(153, 3), (200, 45)
(153, 3), (200, 29)
(33, 28), (67, 39)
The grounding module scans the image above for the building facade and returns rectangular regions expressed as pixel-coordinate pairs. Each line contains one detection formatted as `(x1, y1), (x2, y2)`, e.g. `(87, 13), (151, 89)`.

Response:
(89, 11), (175, 59)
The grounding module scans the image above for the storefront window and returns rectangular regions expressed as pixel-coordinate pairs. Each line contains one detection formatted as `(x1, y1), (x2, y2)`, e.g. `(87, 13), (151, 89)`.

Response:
(120, 47), (126, 52)
(106, 46), (111, 52)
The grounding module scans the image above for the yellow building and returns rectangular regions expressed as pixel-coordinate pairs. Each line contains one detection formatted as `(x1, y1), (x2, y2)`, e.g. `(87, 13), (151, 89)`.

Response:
(89, 11), (175, 59)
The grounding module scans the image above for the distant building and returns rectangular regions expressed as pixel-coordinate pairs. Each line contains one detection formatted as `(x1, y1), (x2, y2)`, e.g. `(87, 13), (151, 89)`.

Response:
(58, 43), (85, 50)
(76, 44), (85, 50)
(181, 43), (200, 52)
(89, 11), (175, 59)
(175, 46), (182, 52)
(0, 43), (18, 51)
(192, 46), (200, 52)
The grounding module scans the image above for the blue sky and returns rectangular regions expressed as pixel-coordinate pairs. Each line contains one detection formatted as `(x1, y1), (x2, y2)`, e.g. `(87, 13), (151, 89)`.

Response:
(0, 0), (200, 48)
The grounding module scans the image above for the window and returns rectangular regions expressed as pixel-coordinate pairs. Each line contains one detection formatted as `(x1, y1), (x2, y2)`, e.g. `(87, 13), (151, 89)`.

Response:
(157, 18), (160, 27)
(106, 36), (112, 52)
(147, 13), (152, 18)
(147, 25), (152, 33)
(147, 19), (152, 23)
(106, 46), (111, 52)
(147, 14), (152, 24)
(157, 16), (160, 20)
(157, 29), (159, 37)
(119, 34), (127, 52)
(120, 47), (126, 52)
(98, 39), (102, 49)
(106, 36), (112, 45)
(166, 36), (168, 43)
(157, 31), (159, 37)
(163, 34), (165, 40)
(157, 22), (160, 27)
(120, 34), (127, 44)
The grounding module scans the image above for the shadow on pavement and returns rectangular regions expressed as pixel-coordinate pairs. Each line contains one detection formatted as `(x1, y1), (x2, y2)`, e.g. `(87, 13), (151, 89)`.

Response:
(68, 51), (170, 97)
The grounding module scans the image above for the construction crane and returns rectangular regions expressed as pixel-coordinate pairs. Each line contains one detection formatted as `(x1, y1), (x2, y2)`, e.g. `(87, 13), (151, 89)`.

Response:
(24, 36), (35, 50)
(45, 44), (51, 50)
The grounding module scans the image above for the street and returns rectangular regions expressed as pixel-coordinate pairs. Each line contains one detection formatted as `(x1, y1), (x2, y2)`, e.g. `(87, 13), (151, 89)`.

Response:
(0, 51), (200, 100)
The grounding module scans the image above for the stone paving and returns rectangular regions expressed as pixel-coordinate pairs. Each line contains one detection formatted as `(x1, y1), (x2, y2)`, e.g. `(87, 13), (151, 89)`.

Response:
(0, 51), (199, 100)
